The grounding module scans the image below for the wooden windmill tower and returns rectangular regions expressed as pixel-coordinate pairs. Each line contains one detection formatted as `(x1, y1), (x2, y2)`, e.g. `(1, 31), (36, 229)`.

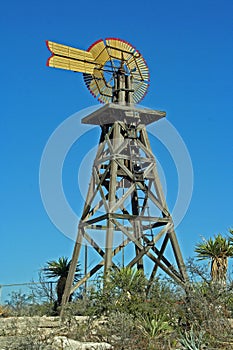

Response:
(46, 38), (188, 310)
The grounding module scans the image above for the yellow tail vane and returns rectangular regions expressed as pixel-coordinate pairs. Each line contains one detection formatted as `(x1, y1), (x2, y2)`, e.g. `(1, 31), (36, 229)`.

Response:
(46, 41), (95, 74)
(46, 38), (150, 104)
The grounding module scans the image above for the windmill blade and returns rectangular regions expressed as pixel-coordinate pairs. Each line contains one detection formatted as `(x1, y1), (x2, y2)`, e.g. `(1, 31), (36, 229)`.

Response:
(105, 38), (135, 61)
(84, 38), (150, 103)
(87, 39), (109, 66)
(46, 40), (95, 74)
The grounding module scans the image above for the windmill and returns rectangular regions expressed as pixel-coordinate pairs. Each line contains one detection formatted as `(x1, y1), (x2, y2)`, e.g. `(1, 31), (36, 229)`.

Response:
(46, 38), (188, 311)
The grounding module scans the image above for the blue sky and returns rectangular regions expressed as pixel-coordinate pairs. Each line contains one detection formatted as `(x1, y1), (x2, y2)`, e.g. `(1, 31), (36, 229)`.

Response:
(1, 0), (232, 293)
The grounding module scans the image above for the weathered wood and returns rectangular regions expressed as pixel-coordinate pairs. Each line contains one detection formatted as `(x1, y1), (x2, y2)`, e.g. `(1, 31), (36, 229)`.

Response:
(81, 103), (166, 126)
(61, 102), (187, 315)
(104, 123), (120, 273)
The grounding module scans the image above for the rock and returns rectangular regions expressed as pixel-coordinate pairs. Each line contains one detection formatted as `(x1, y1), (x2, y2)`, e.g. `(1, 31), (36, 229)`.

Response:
(52, 336), (113, 350)
(0, 316), (113, 349)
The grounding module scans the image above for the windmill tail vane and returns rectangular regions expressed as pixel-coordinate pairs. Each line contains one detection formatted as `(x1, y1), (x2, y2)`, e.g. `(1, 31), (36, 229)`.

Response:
(46, 38), (150, 104)
(46, 40), (96, 74)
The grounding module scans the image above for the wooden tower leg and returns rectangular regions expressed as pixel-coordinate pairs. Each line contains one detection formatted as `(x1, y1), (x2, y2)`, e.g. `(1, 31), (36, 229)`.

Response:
(104, 123), (120, 273)
(60, 226), (83, 318)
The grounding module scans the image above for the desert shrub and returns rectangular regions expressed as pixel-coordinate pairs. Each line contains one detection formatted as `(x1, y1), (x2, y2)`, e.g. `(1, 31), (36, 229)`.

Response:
(174, 260), (233, 348)
(86, 267), (148, 317)
(96, 311), (147, 350)
(5, 291), (34, 316)
(2, 263), (233, 349)
(5, 290), (56, 317)
(0, 305), (10, 317)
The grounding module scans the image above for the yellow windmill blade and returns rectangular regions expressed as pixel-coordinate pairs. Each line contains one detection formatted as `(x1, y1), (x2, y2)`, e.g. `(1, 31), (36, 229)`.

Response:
(46, 40), (95, 74)
(87, 39), (109, 66)
(106, 38), (134, 61)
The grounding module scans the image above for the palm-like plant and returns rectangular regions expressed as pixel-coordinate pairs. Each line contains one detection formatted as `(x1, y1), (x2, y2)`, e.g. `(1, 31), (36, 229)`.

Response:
(195, 234), (233, 285)
(43, 256), (81, 306)
(229, 228), (233, 244)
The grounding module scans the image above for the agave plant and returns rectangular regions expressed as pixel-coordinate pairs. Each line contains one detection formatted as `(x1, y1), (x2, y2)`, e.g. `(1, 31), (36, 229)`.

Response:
(178, 326), (206, 350)
(139, 314), (173, 339)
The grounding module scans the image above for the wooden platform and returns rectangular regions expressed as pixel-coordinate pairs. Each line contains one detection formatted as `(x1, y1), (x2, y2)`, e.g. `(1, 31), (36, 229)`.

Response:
(81, 103), (166, 125)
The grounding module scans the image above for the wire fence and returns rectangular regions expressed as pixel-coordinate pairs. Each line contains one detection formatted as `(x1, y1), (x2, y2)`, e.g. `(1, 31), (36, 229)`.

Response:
(0, 281), (56, 305)
(0, 277), (99, 305)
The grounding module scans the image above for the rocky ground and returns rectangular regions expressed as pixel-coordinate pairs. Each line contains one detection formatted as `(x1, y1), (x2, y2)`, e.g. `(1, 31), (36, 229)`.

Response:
(1, 315), (233, 349)
(0, 316), (113, 349)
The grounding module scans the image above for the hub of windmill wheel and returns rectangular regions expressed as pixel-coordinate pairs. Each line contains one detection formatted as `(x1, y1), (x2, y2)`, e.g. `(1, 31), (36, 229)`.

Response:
(113, 65), (134, 104)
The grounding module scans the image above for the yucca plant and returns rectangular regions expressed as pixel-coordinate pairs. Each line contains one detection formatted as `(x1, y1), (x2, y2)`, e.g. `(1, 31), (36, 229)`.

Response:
(107, 266), (146, 295)
(43, 256), (81, 306)
(195, 234), (233, 285)
(228, 228), (233, 245)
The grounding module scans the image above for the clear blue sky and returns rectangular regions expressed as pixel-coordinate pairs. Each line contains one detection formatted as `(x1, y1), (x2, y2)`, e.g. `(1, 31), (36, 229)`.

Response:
(1, 0), (232, 291)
